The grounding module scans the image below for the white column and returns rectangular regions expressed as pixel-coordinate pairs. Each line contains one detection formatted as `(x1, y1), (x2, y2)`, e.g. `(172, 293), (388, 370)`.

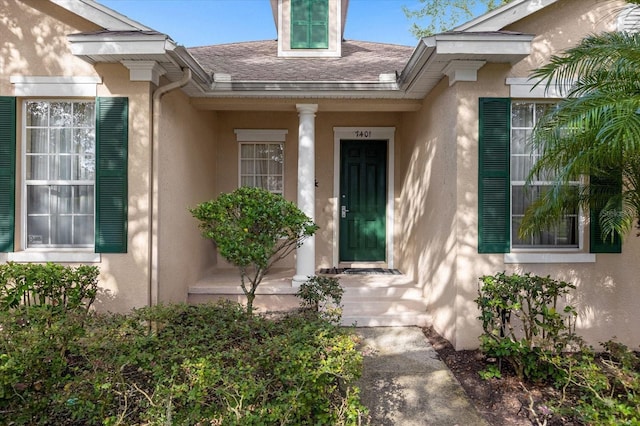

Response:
(293, 104), (318, 286)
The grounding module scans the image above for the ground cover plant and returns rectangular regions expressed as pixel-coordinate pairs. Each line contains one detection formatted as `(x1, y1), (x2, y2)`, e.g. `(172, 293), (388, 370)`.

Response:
(469, 271), (640, 425)
(1, 299), (367, 425)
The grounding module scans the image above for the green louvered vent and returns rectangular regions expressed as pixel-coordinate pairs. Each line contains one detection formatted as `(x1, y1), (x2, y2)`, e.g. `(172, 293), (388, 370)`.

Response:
(291, 0), (328, 49)
(0, 97), (16, 252)
(478, 98), (511, 253)
(95, 97), (128, 253)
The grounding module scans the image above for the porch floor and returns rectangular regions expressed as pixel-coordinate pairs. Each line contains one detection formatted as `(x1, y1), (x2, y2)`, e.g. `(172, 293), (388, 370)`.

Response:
(188, 268), (432, 327)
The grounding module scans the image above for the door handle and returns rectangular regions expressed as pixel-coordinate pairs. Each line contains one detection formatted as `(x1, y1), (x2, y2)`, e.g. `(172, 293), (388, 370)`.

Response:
(341, 205), (349, 218)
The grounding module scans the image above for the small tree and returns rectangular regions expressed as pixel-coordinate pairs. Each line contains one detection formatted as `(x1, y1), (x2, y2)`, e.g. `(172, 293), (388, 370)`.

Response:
(191, 187), (318, 314)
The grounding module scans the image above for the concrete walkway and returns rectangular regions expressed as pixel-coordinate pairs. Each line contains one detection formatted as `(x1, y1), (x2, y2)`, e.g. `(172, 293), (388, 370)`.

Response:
(355, 327), (488, 426)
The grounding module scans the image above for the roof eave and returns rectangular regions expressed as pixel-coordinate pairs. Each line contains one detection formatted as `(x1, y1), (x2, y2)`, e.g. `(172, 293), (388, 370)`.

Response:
(67, 32), (213, 93)
(204, 81), (402, 98)
(454, 0), (559, 32)
(50, 0), (153, 31)
(398, 32), (534, 97)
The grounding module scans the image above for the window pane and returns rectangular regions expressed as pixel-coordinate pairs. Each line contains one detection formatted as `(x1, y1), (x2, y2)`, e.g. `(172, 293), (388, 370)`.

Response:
(240, 144), (254, 157)
(27, 186), (49, 214)
(241, 159), (254, 174)
(74, 102), (95, 127)
(511, 129), (531, 155)
(27, 155), (48, 180)
(241, 176), (254, 187)
(511, 155), (536, 181)
(268, 176), (283, 192)
(25, 101), (96, 248)
(27, 216), (49, 246)
(512, 102), (534, 127)
(50, 155), (72, 180)
(74, 185), (94, 214)
(74, 216), (94, 245)
(52, 215), (72, 245)
(26, 102), (49, 127)
(27, 129), (48, 153)
(51, 128), (73, 153)
(255, 160), (268, 174)
(55, 186), (72, 214)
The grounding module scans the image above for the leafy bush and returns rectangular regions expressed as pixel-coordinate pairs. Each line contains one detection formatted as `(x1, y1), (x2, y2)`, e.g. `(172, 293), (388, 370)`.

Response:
(0, 262), (98, 312)
(545, 341), (640, 425)
(297, 275), (344, 323)
(191, 187), (318, 314)
(0, 302), (367, 425)
(476, 272), (579, 380)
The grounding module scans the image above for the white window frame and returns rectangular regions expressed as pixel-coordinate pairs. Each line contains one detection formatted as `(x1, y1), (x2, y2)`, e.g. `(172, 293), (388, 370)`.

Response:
(504, 98), (594, 264)
(234, 129), (287, 195)
(8, 99), (100, 263)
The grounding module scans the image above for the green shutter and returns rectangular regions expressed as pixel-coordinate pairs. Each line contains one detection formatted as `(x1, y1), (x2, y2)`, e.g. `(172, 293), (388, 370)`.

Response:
(590, 171), (622, 253)
(0, 97), (16, 252)
(291, 0), (328, 49)
(478, 98), (511, 253)
(95, 97), (128, 253)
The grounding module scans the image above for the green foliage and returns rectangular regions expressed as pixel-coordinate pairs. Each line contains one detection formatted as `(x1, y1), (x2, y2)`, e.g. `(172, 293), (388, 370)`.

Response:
(522, 31), (640, 241)
(545, 341), (640, 424)
(296, 275), (345, 323)
(0, 302), (367, 425)
(0, 262), (99, 312)
(403, 0), (511, 37)
(190, 187), (318, 314)
(478, 364), (502, 380)
(476, 272), (579, 381)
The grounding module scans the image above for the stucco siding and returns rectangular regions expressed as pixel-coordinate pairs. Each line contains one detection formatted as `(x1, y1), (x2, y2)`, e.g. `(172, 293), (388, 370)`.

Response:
(398, 78), (459, 345)
(156, 89), (218, 304)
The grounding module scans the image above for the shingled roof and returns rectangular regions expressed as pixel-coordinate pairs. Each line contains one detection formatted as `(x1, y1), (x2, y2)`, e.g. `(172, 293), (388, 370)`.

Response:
(188, 40), (414, 82)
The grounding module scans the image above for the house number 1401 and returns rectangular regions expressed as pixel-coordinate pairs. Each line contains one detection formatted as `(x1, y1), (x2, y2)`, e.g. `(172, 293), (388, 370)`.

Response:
(354, 130), (372, 138)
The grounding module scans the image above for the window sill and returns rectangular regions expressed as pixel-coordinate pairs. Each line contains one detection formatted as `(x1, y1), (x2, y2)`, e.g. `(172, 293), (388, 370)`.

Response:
(7, 251), (101, 263)
(504, 252), (596, 264)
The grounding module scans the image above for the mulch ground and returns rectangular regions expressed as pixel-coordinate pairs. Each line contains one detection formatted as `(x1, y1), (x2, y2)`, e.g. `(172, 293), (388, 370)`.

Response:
(422, 326), (580, 426)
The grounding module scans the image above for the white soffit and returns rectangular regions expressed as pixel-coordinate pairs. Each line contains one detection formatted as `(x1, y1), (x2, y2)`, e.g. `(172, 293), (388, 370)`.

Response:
(455, 0), (559, 32)
(50, 0), (152, 31)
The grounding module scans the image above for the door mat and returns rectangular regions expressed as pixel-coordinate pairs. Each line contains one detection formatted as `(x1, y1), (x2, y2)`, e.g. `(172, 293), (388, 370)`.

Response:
(319, 268), (402, 275)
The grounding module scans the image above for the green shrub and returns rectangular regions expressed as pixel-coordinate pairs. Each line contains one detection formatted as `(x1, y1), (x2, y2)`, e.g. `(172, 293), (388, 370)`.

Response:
(476, 272), (579, 381)
(191, 187), (318, 314)
(297, 275), (344, 323)
(0, 262), (99, 312)
(545, 341), (640, 425)
(0, 302), (367, 425)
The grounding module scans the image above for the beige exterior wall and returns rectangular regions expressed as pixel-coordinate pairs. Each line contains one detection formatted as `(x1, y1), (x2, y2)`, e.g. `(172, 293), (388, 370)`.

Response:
(444, 0), (640, 349)
(156, 91), (218, 303)
(398, 78), (460, 344)
(0, 0), (152, 313)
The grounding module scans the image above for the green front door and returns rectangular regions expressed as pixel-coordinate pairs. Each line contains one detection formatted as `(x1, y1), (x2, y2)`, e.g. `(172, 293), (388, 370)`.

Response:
(339, 140), (387, 261)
